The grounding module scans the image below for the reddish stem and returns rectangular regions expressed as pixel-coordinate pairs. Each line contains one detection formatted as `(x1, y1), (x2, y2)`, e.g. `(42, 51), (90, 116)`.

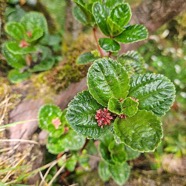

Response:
(93, 27), (104, 57)
(108, 51), (112, 57)
(80, 139), (89, 153)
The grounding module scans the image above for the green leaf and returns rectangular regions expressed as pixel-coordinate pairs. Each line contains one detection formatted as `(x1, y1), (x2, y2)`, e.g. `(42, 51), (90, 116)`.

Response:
(104, 0), (124, 8)
(76, 52), (99, 65)
(21, 12), (48, 37)
(108, 97), (122, 115)
(47, 136), (65, 154)
(87, 58), (130, 106)
(109, 162), (130, 186)
(38, 104), (63, 133)
(66, 155), (77, 172)
(61, 130), (86, 151)
(99, 134), (115, 164)
(47, 130), (85, 154)
(108, 3), (131, 36)
(108, 141), (126, 164)
(107, 17), (124, 37)
(121, 97), (139, 117)
(98, 161), (111, 182)
(25, 28), (44, 42)
(73, 5), (89, 25)
(125, 146), (140, 160)
(29, 58), (55, 72)
(66, 91), (111, 139)
(118, 51), (145, 75)
(5, 41), (36, 55)
(114, 24), (148, 43)
(114, 110), (163, 152)
(73, 0), (95, 26)
(99, 38), (120, 52)
(129, 73), (176, 116)
(92, 2), (110, 36)
(2, 44), (26, 69)
(5, 22), (25, 40)
(8, 69), (31, 83)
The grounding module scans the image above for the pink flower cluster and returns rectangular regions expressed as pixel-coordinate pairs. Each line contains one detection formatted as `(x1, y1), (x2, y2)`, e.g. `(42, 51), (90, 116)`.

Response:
(95, 108), (113, 128)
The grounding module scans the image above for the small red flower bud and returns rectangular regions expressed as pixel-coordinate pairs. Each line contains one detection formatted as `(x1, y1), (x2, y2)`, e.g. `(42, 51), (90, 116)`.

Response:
(95, 108), (113, 128)
(52, 117), (61, 129)
(27, 31), (32, 38)
(119, 114), (127, 119)
(19, 40), (29, 48)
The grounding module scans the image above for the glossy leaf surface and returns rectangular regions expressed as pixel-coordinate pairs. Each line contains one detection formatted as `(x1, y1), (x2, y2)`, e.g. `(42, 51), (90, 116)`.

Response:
(5, 41), (36, 55)
(66, 91), (111, 139)
(114, 110), (163, 152)
(118, 50), (145, 75)
(88, 58), (130, 106)
(76, 52), (99, 64)
(108, 3), (131, 36)
(114, 24), (148, 43)
(129, 73), (176, 116)
(92, 2), (109, 36)
(38, 104), (62, 131)
(5, 22), (25, 40)
(8, 69), (31, 83)
(2, 45), (26, 69)
(109, 162), (130, 186)
(121, 97), (139, 117)
(21, 12), (48, 35)
(108, 97), (121, 115)
(98, 160), (111, 182)
(99, 38), (120, 52)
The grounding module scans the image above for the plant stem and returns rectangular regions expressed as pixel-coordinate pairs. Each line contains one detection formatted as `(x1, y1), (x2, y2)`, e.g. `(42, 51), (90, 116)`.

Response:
(93, 27), (104, 57)
(80, 139), (89, 153)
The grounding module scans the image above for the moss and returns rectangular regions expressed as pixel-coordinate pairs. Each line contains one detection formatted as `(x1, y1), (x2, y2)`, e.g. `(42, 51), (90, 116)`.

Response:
(32, 34), (95, 93)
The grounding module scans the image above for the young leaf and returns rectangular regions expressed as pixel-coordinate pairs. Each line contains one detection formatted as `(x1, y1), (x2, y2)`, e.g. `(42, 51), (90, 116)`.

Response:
(5, 22), (25, 40)
(47, 136), (65, 154)
(47, 130), (85, 154)
(29, 58), (55, 72)
(114, 110), (163, 152)
(25, 28), (43, 42)
(125, 146), (140, 160)
(5, 41), (36, 55)
(76, 52), (99, 64)
(108, 141), (127, 164)
(108, 97), (122, 115)
(38, 104), (62, 132)
(92, 2), (110, 36)
(118, 50), (145, 75)
(109, 162), (130, 186)
(66, 155), (77, 172)
(99, 134), (115, 164)
(129, 73), (176, 116)
(73, 0), (95, 26)
(73, 5), (89, 25)
(8, 69), (31, 83)
(114, 24), (148, 43)
(87, 58), (130, 106)
(121, 97), (139, 117)
(21, 12), (48, 36)
(108, 3), (131, 36)
(98, 161), (111, 182)
(60, 130), (86, 151)
(105, 0), (125, 8)
(2, 44), (26, 69)
(66, 91), (111, 139)
(99, 38), (120, 52)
